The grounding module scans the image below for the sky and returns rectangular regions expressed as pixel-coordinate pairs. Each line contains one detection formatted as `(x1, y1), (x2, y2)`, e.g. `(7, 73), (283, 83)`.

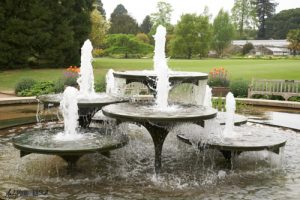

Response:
(101, 0), (300, 24)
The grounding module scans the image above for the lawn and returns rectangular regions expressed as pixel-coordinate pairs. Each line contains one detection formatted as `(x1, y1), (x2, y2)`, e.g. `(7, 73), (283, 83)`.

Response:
(0, 58), (299, 91)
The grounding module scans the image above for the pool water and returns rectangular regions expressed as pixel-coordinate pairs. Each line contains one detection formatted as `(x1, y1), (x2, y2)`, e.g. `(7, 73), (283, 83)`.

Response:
(0, 121), (300, 199)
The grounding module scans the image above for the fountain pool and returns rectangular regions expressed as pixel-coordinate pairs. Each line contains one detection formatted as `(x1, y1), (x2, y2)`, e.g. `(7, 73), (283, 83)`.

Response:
(0, 122), (299, 199)
(0, 25), (298, 199)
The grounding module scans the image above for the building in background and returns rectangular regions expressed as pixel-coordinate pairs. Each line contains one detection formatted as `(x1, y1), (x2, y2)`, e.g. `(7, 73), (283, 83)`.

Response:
(232, 40), (290, 56)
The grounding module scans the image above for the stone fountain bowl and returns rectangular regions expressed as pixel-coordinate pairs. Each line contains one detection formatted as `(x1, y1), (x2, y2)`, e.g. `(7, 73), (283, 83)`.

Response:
(37, 93), (128, 127)
(102, 102), (217, 123)
(177, 124), (287, 161)
(12, 126), (129, 158)
(37, 93), (126, 107)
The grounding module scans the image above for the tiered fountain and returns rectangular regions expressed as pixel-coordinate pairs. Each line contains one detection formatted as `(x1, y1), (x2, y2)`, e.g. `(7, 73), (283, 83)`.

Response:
(102, 26), (217, 174)
(12, 40), (129, 169)
(12, 26), (287, 175)
(102, 25), (287, 173)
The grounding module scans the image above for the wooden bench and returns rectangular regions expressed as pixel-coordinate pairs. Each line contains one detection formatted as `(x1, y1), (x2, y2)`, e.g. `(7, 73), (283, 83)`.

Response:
(248, 79), (300, 101)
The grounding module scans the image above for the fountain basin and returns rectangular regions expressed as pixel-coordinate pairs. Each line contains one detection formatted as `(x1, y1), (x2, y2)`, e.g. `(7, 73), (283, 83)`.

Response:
(113, 71), (208, 105)
(177, 124), (287, 161)
(37, 93), (127, 127)
(12, 126), (129, 168)
(113, 70), (208, 83)
(102, 102), (217, 123)
(216, 112), (248, 125)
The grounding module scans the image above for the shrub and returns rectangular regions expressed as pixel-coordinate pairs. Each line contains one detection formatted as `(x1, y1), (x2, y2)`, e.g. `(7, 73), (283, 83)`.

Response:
(19, 81), (55, 96)
(136, 33), (150, 44)
(289, 96), (300, 102)
(242, 42), (254, 55)
(230, 79), (249, 97)
(15, 78), (37, 94)
(92, 48), (105, 57)
(105, 34), (153, 58)
(208, 67), (230, 87)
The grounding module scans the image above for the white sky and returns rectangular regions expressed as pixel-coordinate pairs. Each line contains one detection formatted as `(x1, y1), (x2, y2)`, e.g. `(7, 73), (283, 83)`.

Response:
(101, 0), (300, 24)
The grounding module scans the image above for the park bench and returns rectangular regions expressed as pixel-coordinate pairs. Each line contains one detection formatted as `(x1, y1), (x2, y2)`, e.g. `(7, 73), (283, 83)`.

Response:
(248, 79), (300, 101)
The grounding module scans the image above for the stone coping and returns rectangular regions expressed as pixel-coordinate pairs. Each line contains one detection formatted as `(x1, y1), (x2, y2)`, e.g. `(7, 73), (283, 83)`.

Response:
(0, 95), (299, 109)
(214, 97), (300, 109)
(0, 96), (37, 105)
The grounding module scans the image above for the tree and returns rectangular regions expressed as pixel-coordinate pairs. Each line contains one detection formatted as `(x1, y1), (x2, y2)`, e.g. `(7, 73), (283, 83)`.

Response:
(254, 0), (278, 39)
(242, 42), (254, 55)
(89, 8), (109, 48)
(170, 14), (212, 59)
(265, 8), (300, 39)
(140, 15), (152, 34)
(109, 4), (139, 34)
(105, 34), (153, 58)
(212, 9), (235, 57)
(231, 0), (257, 38)
(93, 0), (106, 18)
(0, 0), (93, 69)
(150, 1), (173, 34)
(287, 29), (300, 56)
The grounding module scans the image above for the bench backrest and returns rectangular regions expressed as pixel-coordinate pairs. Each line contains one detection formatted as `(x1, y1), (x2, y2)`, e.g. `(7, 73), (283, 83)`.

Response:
(250, 79), (300, 94)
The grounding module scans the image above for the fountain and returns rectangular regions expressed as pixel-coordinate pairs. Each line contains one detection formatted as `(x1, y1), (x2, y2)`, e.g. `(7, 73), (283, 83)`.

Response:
(12, 40), (130, 169)
(0, 24), (296, 199)
(177, 92), (287, 162)
(12, 86), (129, 169)
(102, 26), (217, 174)
(37, 39), (127, 128)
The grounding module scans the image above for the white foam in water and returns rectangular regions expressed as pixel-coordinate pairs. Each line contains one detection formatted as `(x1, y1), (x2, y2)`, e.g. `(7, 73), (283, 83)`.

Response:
(77, 39), (96, 99)
(106, 69), (115, 95)
(203, 85), (212, 108)
(154, 25), (170, 110)
(223, 92), (237, 138)
(54, 87), (83, 141)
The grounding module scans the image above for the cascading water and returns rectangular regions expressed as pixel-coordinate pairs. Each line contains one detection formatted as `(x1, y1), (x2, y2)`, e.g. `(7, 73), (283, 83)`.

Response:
(54, 86), (83, 141)
(223, 92), (237, 138)
(154, 25), (170, 110)
(203, 85), (223, 142)
(77, 39), (96, 98)
(203, 85), (212, 108)
(106, 69), (115, 95)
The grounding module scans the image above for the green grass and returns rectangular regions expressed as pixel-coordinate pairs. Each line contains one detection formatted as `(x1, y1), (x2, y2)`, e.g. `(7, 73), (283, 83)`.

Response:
(0, 58), (299, 91)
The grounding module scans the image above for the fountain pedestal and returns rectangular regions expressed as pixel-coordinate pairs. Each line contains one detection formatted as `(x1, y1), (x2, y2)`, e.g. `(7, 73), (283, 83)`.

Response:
(177, 127), (286, 162)
(103, 102), (217, 174)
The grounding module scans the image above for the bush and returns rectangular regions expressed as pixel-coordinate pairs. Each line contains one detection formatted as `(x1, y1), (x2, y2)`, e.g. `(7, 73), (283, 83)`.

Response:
(136, 33), (150, 44)
(18, 81), (55, 96)
(105, 34), (153, 58)
(289, 96), (300, 102)
(15, 78), (37, 94)
(242, 42), (254, 55)
(92, 48), (105, 57)
(230, 79), (249, 97)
